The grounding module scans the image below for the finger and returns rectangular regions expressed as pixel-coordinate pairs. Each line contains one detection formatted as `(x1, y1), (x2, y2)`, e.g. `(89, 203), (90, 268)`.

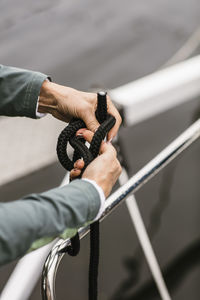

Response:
(99, 141), (117, 156)
(76, 128), (87, 135)
(82, 130), (106, 153)
(74, 159), (85, 169)
(70, 168), (81, 180)
(107, 96), (122, 141)
(83, 112), (100, 133)
(76, 129), (94, 143)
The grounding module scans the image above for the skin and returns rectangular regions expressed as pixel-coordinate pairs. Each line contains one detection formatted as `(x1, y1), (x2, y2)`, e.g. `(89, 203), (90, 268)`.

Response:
(70, 129), (122, 197)
(39, 81), (122, 196)
(39, 81), (122, 141)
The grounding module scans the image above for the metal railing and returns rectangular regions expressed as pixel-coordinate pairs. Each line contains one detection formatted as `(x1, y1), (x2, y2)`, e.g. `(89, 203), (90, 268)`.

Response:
(42, 118), (200, 300)
(1, 56), (200, 300)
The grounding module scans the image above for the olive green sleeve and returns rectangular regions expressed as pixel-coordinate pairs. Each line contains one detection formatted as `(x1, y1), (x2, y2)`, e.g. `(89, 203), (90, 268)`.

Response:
(0, 179), (100, 265)
(0, 64), (48, 118)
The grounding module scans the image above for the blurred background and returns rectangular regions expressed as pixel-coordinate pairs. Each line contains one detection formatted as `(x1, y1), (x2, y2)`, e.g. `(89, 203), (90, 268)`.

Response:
(0, 0), (200, 299)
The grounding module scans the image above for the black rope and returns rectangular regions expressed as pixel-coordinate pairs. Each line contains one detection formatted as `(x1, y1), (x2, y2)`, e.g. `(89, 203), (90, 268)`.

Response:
(56, 91), (116, 300)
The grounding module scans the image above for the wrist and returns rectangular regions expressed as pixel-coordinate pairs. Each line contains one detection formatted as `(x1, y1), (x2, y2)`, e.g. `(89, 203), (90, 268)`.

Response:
(38, 81), (58, 114)
(82, 178), (105, 220)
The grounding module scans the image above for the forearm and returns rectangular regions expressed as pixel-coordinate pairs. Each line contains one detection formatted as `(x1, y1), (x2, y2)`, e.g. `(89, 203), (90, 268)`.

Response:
(0, 65), (47, 118)
(0, 179), (100, 265)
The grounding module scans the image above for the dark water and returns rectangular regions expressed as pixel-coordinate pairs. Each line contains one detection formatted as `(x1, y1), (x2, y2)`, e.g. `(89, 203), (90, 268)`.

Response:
(0, 1), (200, 299)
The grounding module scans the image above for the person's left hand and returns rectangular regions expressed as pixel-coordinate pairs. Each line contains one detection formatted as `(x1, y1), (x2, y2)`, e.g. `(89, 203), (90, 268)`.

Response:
(70, 129), (122, 197)
(38, 81), (122, 141)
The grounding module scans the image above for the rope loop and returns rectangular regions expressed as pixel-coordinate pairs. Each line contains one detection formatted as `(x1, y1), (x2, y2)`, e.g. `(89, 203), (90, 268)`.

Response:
(56, 91), (116, 300)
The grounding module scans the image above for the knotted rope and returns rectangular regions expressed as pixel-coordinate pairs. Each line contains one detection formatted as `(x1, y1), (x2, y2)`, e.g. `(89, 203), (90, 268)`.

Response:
(56, 91), (116, 299)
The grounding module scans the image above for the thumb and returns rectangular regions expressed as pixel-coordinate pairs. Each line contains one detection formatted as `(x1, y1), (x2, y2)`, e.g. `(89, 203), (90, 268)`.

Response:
(84, 113), (100, 133)
(100, 141), (117, 156)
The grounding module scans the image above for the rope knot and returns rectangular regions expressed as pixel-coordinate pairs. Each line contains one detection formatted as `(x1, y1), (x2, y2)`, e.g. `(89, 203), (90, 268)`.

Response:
(56, 91), (116, 300)
(57, 92), (116, 173)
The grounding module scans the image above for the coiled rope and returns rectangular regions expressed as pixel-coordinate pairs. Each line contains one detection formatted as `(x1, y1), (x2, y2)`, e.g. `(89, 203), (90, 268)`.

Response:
(56, 91), (116, 299)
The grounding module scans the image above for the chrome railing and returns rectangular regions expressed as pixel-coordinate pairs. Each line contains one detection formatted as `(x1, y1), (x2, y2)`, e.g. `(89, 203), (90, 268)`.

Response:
(42, 118), (200, 300)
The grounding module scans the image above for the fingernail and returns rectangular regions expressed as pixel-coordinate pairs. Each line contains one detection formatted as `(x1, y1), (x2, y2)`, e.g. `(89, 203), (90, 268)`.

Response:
(76, 128), (87, 136)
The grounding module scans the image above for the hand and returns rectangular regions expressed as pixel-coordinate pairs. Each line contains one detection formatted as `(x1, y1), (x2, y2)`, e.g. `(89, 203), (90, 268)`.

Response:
(70, 129), (122, 197)
(39, 81), (122, 141)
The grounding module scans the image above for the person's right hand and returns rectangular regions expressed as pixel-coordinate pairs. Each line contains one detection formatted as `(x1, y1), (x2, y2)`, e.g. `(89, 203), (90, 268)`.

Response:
(70, 129), (122, 197)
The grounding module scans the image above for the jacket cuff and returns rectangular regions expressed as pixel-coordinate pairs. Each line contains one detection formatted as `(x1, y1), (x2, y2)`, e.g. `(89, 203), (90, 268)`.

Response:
(0, 65), (49, 118)
(82, 178), (105, 220)
(23, 71), (48, 119)
(68, 179), (101, 222)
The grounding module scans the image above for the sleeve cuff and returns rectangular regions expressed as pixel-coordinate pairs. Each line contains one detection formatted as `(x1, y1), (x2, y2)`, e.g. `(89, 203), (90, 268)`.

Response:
(36, 78), (51, 118)
(82, 178), (105, 220)
(36, 97), (46, 118)
(23, 71), (48, 119)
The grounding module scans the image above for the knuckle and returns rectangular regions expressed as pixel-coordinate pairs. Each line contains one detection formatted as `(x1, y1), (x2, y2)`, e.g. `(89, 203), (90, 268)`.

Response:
(87, 121), (98, 131)
(118, 114), (122, 124)
(111, 146), (117, 156)
(115, 160), (122, 173)
(107, 146), (117, 158)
